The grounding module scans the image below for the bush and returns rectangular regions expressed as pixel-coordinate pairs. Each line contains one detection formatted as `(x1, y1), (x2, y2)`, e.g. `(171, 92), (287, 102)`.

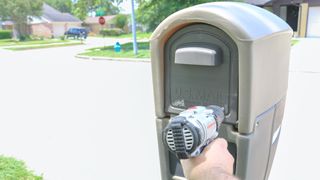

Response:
(113, 14), (128, 30)
(100, 28), (124, 37)
(0, 155), (43, 180)
(18, 35), (31, 41)
(0, 30), (12, 39)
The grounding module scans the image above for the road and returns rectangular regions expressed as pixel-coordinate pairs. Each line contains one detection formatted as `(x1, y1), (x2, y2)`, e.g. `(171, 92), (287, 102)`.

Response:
(0, 38), (160, 180)
(0, 37), (319, 180)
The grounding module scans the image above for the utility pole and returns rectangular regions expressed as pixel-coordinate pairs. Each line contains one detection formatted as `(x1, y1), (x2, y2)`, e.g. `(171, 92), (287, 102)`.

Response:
(131, 0), (138, 55)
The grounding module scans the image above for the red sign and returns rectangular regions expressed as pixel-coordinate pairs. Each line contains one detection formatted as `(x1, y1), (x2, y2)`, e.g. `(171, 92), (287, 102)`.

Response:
(99, 16), (105, 25)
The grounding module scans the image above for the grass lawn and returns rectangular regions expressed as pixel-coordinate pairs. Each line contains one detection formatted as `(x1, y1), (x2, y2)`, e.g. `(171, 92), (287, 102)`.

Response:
(5, 42), (83, 51)
(291, 39), (299, 46)
(0, 155), (42, 180)
(0, 39), (73, 47)
(79, 42), (150, 58)
(93, 32), (152, 40)
(115, 32), (152, 39)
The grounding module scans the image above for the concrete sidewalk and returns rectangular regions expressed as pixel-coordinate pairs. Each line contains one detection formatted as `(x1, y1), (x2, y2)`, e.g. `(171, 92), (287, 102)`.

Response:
(269, 38), (320, 180)
(0, 41), (82, 49)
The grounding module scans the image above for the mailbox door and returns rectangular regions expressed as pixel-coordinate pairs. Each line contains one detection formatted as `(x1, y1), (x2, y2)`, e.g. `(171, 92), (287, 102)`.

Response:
(164, 23), (238, 124)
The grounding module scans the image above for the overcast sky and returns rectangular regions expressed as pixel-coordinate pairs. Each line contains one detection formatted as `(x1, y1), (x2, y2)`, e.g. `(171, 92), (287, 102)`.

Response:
(118, 0), (138, 14)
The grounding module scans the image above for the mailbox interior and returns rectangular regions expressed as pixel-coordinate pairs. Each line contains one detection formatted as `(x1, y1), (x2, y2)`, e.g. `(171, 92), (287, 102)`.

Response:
(164, 23), (238, 124)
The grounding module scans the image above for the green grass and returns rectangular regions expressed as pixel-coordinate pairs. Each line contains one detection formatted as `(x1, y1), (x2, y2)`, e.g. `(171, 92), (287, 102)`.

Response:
(93, 32), (152, 40)
(79, 42), (150, 58)
(291, 39), (299, 46)
(6, 42), (83, 51)
(0, 39), (14, 43)
(0, 155), (43, 180)
(116, 32), (152, 39)
(0, 39), (73, 47)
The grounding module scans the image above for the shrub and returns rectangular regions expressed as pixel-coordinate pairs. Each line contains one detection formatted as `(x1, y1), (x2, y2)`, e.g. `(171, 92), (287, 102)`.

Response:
(60, 35), (65, 40)
(100, 28), (124, 37)
(0, 155), (43, 180)
(113, 14), (128, 30)
(18, 35), (31, 41)
(0, 30), (12, 39)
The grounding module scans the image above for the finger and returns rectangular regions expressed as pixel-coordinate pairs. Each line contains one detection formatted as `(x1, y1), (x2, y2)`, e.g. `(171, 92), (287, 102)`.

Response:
(202, 138), (228, 154)
(213, 138), (228, 149)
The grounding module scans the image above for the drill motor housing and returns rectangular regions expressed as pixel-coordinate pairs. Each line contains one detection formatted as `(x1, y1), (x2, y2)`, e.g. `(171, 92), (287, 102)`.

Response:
(162, 105), (225, 159)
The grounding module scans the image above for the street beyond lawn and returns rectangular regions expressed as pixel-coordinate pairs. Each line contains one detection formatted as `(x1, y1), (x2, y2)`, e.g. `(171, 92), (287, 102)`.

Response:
(0, 37), (159, 180)
(0, 38), (319, 180)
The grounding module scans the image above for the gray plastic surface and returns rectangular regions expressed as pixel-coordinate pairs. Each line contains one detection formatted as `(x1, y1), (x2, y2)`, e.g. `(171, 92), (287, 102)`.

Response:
(151, 2), (291, 42)
(175, 47), (221, 66)
(265, 98), (286, 179)
(150, 2), (292, 133)
(164, 24), (238, 124)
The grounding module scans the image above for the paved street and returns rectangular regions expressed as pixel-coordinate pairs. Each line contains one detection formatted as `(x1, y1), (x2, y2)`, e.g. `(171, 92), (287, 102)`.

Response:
(0, 37), (319, 180)
(0, 38), (160, 180)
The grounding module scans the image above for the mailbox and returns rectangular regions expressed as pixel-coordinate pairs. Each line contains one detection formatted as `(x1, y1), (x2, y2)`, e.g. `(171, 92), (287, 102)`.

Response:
(150, 2), (292, 180)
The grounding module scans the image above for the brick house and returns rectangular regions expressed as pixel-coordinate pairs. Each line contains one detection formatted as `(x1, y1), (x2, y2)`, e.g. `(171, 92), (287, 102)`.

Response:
(83, 15), (116, 35)
(29, 3), (82, 38)
(2, 3), (82, 38)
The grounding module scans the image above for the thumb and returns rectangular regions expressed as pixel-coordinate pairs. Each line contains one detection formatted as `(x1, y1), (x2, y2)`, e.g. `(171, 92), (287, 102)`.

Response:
(205, 138), (228, 152)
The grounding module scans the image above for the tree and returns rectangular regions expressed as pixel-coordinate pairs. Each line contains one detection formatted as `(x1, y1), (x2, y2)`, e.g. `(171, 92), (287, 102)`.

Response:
(72, 0), (123, 20)
(95, 0), (121, 16)
(0, 0), (43, 39)
(136, 0), (241, 31)
(45, 0), (72, 13)
(113, 14), (128, 30)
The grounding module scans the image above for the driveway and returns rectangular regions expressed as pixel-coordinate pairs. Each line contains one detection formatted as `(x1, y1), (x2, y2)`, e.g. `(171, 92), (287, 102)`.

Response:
(0, 38), (319, 180)
(269, 38), (320, 180)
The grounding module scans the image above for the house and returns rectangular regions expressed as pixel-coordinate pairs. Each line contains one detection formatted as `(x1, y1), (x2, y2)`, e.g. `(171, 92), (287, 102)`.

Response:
(246, 0), (320, 38)
(2, 3), (82, 38)
(1, 21), (13, 30)
(29, 3), (82, 38)
(83, 15), (116, 35)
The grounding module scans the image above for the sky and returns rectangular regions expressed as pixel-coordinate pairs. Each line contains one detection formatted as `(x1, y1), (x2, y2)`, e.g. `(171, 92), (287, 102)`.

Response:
(118, 0), (138, 14)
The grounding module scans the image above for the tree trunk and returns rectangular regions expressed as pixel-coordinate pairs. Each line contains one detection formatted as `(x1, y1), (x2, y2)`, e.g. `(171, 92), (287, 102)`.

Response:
(14, 18), (29, 40)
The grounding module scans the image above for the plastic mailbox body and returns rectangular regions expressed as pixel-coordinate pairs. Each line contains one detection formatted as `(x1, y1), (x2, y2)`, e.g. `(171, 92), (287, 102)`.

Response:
(150, 2), (293, 180)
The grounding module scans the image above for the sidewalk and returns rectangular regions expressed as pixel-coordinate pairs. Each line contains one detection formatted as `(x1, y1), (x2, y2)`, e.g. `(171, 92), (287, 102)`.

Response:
(290, 38), (320, 73)
(269, 38), (320, 180)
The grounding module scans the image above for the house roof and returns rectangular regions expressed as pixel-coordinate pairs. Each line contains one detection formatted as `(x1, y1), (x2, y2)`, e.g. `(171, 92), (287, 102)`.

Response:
(245, 0), (272, 5)
(84, 15), (116, 24)
(2, 20), (14, 26)
(42, 3), (81, 23)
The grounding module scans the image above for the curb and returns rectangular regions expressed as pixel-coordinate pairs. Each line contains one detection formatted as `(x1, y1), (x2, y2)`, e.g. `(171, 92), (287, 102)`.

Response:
(75, 55), (151, 63)
(0, 41), (82, 49)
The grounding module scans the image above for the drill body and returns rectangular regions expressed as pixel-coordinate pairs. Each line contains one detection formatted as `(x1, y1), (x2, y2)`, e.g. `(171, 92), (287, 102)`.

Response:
(162, 105), (224, 159)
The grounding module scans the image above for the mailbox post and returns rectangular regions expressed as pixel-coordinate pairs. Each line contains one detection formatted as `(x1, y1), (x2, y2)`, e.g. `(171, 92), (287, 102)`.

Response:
(150, 2), (292, 180)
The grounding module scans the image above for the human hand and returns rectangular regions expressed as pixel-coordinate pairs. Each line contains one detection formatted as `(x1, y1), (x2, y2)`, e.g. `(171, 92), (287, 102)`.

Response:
(181, 138), (237, 180)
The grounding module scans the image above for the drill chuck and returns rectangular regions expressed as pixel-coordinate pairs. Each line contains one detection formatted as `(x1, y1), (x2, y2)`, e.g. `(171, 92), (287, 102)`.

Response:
(162, 105), (224, 159)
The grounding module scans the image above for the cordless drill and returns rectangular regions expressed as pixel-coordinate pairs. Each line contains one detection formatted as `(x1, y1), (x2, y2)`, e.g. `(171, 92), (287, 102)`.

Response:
(162, 105), (225, 159)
